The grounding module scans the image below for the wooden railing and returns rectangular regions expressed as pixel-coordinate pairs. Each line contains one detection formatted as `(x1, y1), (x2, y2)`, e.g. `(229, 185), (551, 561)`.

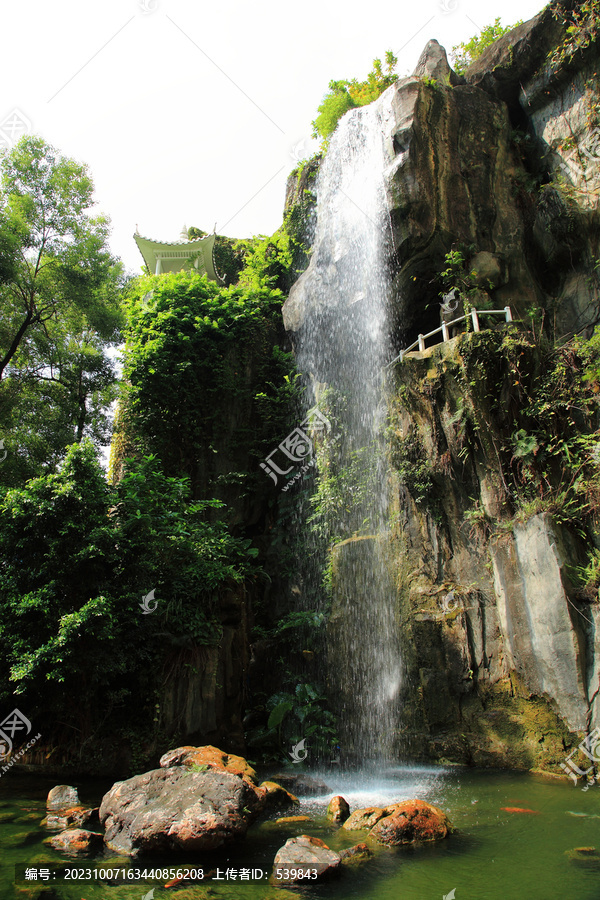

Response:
(386, 306), (513, 367)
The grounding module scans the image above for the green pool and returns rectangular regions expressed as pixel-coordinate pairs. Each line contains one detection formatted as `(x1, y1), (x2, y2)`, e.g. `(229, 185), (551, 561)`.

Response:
(1, 765), (599, 899)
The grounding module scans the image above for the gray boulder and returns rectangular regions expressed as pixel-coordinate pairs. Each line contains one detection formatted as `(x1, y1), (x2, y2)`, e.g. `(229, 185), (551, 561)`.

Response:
(99, 766), (257, 856)
(272, 834), (341, 882)
(412, 39), (462, 86)
(46, 785), (79, 810)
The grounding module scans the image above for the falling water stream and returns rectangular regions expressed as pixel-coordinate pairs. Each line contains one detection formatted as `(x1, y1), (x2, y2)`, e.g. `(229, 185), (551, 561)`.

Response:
(287, 88), (402, 762)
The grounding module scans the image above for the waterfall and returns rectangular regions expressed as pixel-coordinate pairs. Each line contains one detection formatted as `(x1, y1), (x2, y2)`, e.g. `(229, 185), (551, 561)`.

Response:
(285, 86), (402, 763)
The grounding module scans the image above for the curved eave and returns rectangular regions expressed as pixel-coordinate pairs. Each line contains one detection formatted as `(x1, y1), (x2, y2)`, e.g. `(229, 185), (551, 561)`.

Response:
(134, 232), (217, 281)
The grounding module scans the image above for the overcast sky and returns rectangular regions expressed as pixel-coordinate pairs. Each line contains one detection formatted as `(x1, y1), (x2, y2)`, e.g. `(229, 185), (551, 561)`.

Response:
(2, 0), (546, 274)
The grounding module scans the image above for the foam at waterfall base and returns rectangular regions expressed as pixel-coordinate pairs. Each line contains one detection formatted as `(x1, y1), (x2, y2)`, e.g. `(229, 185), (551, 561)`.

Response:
(295, 765), (449, 812)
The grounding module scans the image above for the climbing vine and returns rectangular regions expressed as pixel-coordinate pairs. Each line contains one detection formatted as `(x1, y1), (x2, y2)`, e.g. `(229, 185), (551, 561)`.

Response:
(119, 271), (296, 501)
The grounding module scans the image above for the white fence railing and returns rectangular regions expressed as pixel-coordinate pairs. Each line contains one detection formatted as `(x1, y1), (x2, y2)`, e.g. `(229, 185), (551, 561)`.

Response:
(386, 306), (513, 367)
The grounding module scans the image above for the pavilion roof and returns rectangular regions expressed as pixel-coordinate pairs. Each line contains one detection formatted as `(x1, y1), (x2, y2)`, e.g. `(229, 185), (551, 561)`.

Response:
(134, 232), (218, 281)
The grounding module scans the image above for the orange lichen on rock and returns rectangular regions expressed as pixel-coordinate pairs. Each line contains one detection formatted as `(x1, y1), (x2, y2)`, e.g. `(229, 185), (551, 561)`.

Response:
(342, 806), (388, 831)
(369, 799), (452, 845)
(159, 745), (258, 785)
(255, 781), (299, 809)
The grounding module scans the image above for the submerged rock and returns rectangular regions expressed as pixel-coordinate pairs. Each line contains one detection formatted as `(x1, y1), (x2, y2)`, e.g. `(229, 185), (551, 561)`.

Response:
(272, 834), (341, 882)
(327, 795), (350, 823)
(46, 785), (79, 811)
(16, 812), (43, 823)
(49, 828), (103, 856)
(5, 831), (40, 848)
(269, 773), (331, 796)
(339, 842), (373, 865)
(99, 765), (258, 856)
(15, 888), (60, 900)
(369, 799), (452, 845)
(43, 806), (97, 830)
(275, 815), (311, 824)
(565, 847), (600, 869)
(159, 745), (258, 785)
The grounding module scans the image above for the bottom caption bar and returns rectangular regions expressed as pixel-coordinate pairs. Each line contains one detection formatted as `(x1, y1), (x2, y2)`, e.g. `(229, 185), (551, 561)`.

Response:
(16, 866), (269, 884)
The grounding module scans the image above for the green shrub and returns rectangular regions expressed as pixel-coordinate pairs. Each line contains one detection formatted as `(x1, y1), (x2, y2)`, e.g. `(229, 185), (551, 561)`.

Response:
(551, 0), (599, 67)
(451, 18), (523, 75)
(312, 52), (398, 143)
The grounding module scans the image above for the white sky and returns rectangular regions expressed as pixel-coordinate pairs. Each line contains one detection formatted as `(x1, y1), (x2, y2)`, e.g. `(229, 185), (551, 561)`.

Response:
(1, 0), (546, 275)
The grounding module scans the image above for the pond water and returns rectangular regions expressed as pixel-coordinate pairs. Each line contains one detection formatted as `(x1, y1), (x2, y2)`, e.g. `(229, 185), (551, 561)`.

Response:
(2, 765), (599, 900)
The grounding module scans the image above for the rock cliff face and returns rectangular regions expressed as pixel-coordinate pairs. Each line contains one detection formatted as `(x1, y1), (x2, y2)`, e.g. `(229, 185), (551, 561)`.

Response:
(283, 3), (600, 770)
(160, 584), (250, 753)
(386, 334), (597, 769)
(383, 60), (541, 345)
(385, 10), (599, 769)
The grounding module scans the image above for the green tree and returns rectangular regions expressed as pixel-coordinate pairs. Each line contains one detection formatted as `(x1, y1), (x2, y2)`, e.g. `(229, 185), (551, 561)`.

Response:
(451, 18), (523, 75)
(0, 441), (119, 733)
(0, 136), (124, 482)
(312, 81), (357, 142)
(347, 51), (398, 105)
(0, 441), (260, 757)
(312, 52), (398, 143)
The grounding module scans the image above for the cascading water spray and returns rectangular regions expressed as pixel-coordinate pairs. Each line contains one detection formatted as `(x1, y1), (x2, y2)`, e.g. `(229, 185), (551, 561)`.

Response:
(284, 85), (402, 763)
